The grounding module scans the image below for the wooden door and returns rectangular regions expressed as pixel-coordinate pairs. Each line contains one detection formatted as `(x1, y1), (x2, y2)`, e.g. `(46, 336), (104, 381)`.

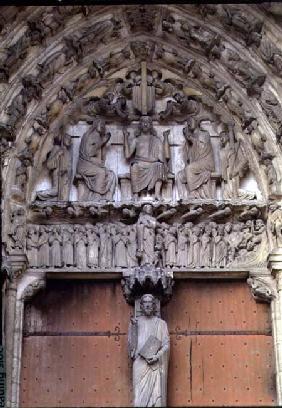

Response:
(20, 279), (276, 407)
(20, 280), (132, 407)
(163, 280), (276, 407)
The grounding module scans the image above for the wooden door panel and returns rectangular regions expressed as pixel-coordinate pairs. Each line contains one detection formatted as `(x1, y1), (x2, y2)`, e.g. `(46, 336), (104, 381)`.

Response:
(163, 280), (272, 332)
(21, 280), (132, 408)
(21, 335), (132, 407)
(168, 335), (275, 407)
(23, 280), (130, 334)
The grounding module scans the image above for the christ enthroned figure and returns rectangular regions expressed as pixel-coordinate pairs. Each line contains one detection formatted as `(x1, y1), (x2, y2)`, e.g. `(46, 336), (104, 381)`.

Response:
(128, 294), (170, 407)
(124, 116), (168, 200)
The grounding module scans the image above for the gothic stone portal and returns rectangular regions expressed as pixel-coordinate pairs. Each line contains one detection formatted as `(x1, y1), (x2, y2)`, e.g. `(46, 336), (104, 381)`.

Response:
(3, 4), (282, 408)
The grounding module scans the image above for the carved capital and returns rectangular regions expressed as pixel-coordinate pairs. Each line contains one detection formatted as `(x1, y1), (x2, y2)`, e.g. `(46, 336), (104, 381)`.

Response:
(19, 274), (46, 302)
(121, 266), (174, 305)
(4, 254), (28, 281)
(247, 275), (277, 303)
(268, 248), (282, 277)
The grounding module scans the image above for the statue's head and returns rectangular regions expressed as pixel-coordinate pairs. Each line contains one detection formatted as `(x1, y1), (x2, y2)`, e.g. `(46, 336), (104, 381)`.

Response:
(256, 219), (264, 229)
(140, 294), (157, 316)
(218, 224), (225, 235)
(143, 204), (153, 215)
(63, 133), (72, 147)
(139, 116), (153, 134)
(219, 131), (228, 147)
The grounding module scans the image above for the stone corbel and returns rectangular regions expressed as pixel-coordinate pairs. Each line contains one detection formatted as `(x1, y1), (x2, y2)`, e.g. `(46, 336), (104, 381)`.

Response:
(121, 265), (174, 305)
(247, 275), (277, 303)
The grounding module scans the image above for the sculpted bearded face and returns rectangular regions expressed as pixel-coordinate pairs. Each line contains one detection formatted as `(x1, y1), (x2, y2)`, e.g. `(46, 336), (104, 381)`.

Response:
(140, 294), (156, 317)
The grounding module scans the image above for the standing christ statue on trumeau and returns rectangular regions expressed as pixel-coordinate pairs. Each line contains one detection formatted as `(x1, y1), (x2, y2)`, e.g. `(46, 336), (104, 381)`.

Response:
(128, 294), (170, 407)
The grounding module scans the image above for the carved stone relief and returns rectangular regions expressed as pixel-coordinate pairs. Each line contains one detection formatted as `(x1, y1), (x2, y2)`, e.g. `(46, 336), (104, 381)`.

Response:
(36, 132), (72, 201)
(30, 62), (266, 204)
(176, 118), (216, 199)
(2, 5), (282, 408)
(128, 293), (170, 407)
(75, 119), (116, 201)
(25, 216), (268, 270)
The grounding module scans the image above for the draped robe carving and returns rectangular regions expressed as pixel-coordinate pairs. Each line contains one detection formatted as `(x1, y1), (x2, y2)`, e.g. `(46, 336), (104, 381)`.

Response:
(76, 119), (116, 200)
(128, 295), (170, 407)
(124, 116), (168, 200)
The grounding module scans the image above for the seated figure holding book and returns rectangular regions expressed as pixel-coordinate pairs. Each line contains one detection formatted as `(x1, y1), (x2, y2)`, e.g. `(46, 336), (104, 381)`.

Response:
(128, 294), (170, 407)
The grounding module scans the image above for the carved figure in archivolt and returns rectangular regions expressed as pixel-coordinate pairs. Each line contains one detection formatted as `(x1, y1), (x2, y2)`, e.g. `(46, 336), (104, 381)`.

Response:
(128, 294), (170, 407)
(177, 119), (215, 199)
(76, 119), (116, 201)
(124, 116), (170, 200)
(36, 133), (72, 201)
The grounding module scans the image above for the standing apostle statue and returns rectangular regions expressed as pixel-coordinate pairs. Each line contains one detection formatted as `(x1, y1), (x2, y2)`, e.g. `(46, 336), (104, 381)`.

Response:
(128, 294), (170, 407)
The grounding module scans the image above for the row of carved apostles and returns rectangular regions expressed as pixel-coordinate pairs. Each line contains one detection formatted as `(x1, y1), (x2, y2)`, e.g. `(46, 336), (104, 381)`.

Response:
(26, 218), (267, 270)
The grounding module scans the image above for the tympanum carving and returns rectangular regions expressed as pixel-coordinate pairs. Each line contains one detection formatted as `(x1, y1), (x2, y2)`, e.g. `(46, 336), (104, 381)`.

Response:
(75, 119), (116, 201)
(176, 119), (216, 199)
(124, 117), (170, 200)
(36, 132), (72, 201)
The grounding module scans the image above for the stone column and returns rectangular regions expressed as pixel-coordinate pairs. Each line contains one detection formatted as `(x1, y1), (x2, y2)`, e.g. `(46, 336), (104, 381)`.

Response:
(4, 281), (17, 408)
(4, 267), (46, 408)
(3, 254), (27, 408)
(268, 248), (282, 406)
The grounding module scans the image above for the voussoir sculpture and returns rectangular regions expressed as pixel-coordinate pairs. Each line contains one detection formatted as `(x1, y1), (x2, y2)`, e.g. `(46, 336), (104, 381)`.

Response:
(128, 294), (170, 407)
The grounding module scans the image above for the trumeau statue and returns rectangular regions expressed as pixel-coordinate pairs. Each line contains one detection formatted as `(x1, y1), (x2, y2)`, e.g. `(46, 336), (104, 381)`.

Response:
(128, 294), (170, 407)
(76, 119), (116, 201)
(177, 118), (215, 199)
(36, 133), (72, 201)
(124, 116), (170, 200)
